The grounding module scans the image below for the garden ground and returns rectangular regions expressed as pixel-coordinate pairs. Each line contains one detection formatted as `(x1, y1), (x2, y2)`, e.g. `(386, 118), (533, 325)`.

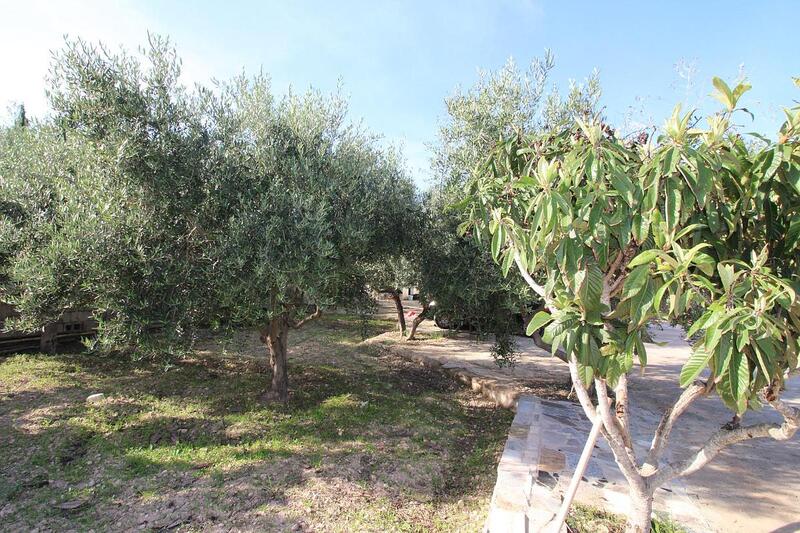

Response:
(3, 308), (794, 532)
(0, 315), (515, 532)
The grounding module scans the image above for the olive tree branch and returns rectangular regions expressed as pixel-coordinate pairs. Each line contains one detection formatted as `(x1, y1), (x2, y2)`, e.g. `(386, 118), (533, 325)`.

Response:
(290, 305), (322, 329)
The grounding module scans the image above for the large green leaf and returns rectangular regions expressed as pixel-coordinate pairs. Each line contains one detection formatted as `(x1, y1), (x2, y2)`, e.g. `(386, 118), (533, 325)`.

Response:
(718, 263), (735, 292)
(526, 311), (553, 336)
(609, 168), (635, 207)
(634, 332), (647, 367)
(628, 249), (663, 268)
(679, 348), (712, 387)
(630, 277), (654, 328)
(578, 262), (604, 321)
(694, 160), (712, 207)
(714, 333), (733, 378)
(691, 252), (716, 276)
(491, 224), (505, 260)
(576, 361), (594, 386)
(753, 337), (777, 378)
(621, 265), (650, 301)
(501, 248), (515, 277)
(706, 202), (720, 233)
(712, 77), (735, 110)
(729, 351), (750, 414)
(665, 177), (682, 232)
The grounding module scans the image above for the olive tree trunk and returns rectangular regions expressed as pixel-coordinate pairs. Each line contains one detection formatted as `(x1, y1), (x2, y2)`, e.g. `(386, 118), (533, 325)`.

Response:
(406, 301), (430, 340)
(40, 322), (58, 353)
(263, 315), (290, 403)
(260, 306), (322, 404)
(387, 290), (406, 336)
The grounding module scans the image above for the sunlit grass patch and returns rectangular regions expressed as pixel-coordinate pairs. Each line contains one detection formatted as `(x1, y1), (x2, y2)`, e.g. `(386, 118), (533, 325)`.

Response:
(0, 354), (85, 391)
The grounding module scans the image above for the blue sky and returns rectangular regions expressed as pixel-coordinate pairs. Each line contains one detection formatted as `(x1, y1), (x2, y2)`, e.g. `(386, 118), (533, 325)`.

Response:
(1, 1), (798, 187)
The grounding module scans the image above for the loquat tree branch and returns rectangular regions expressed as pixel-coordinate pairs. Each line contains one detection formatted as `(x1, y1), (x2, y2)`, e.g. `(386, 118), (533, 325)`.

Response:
(595, 377), (640, 476)
(513, 252), (547, 301)
(642, 379), (711, 474)
(568, 357), (643, 486)
(655, 395), (800, 485)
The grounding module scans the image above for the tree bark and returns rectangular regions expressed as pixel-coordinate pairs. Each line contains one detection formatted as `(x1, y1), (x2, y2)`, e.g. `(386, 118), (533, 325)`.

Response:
(40, 323), (58, 353)
(406, 302), (430, 340)
(642, 380), (710, 474)
(626, 488), (654, 533)
(263, 315), (290, 403)
(655, 395), (800, 484)
(387, 290), (406, 336)
(614, 374), (634, 450)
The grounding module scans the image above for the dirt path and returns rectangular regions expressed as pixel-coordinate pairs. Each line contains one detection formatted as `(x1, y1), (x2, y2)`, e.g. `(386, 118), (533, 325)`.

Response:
(372, 318), (800, 533)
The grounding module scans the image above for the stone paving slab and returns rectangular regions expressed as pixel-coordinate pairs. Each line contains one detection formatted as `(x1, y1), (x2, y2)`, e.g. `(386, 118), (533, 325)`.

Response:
(368, 318), (800, 533)
(485, 395), (711, 533)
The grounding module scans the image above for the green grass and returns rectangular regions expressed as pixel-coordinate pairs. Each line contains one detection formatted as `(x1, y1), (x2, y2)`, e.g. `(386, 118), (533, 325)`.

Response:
(0, 314), (512, 532)
(566, 503), (687, 533)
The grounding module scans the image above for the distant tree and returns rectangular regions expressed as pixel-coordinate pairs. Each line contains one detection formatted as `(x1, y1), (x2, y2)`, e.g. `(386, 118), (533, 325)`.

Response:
(358, 160), (422, 337)
(14, 104), (28, 128)
(416, 53), (600, 343)
(409, 190), (533, 341)
(361, 256), (418, 336)
(461, 77), (800, 532)
(433, 51), (600, 191)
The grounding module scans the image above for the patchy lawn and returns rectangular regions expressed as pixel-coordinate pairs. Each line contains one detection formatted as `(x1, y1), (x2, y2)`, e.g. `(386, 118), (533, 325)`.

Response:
(0, 315), (513, 532)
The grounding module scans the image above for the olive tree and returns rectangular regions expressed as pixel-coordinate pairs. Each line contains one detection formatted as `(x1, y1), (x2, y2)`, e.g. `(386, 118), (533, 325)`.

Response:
(410, 189), (533, 342)
(415, 53), (600, 343)
(0, 37), (414, 404)
(360, 256), (418, 336)
(460, 78), (800, 532)
(205, 76), (415, 401)
(433, 51), (600, 190)
(359, 172), (423, 337)
(0, 36), (213, 352)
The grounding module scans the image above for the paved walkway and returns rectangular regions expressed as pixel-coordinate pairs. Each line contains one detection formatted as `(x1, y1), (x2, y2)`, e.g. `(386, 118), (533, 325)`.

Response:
(369, 315), (800, 533)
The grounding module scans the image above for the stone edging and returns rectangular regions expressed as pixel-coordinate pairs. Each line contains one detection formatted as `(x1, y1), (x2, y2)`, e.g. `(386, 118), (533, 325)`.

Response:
(484, 396), (562, 532)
